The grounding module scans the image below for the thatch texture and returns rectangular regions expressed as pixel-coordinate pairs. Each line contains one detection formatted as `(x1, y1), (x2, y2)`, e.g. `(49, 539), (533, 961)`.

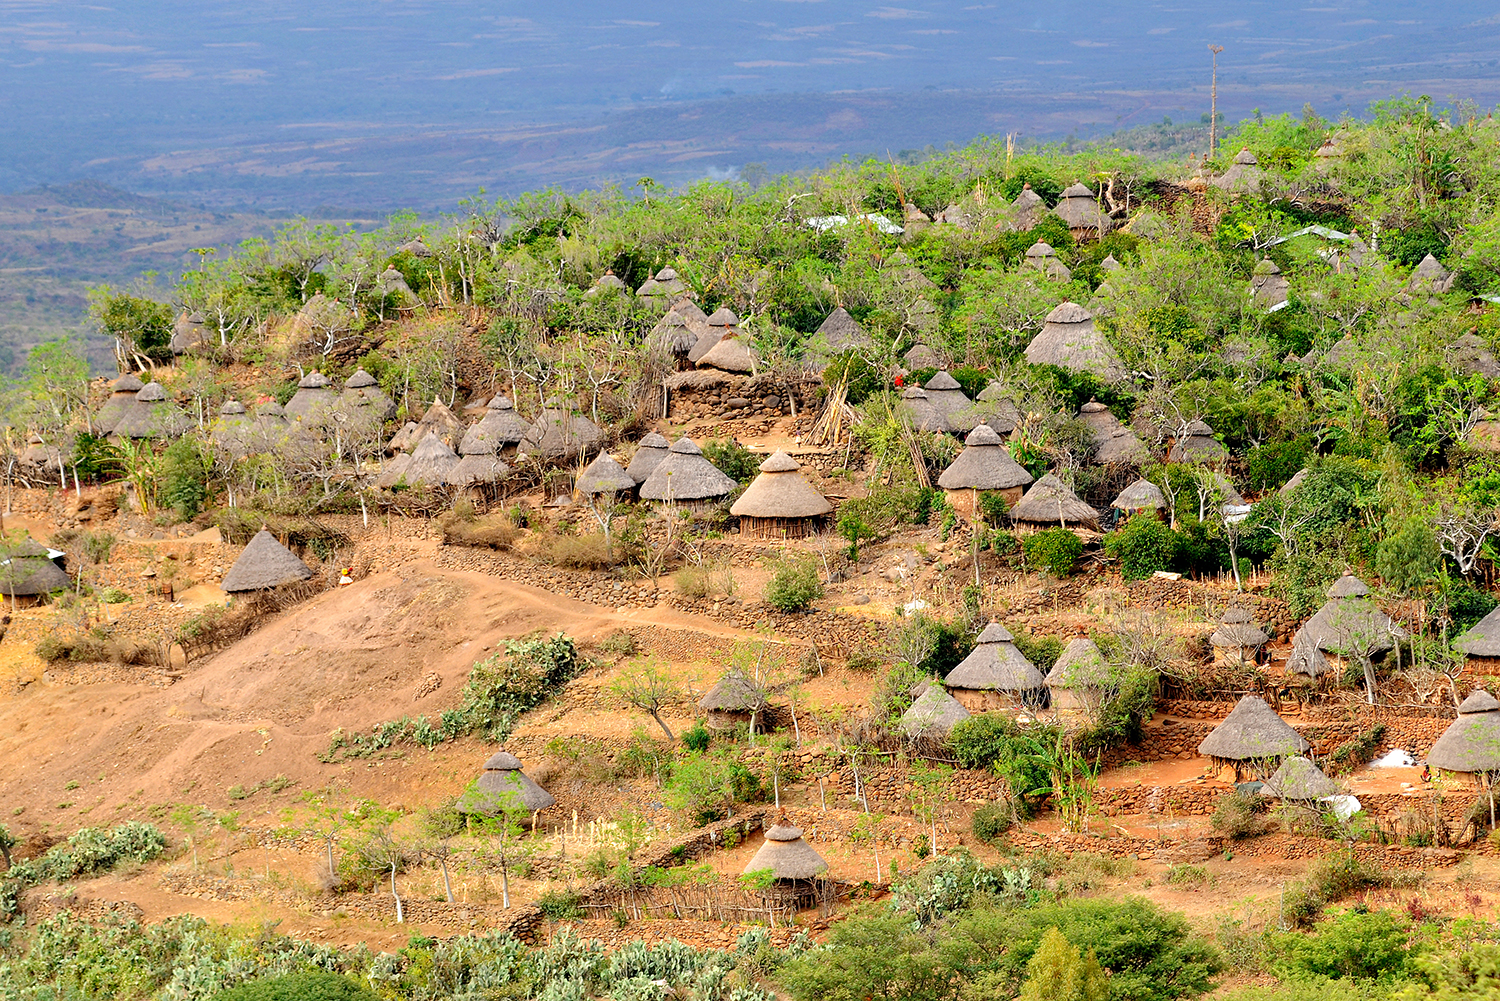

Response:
(1450, 333), (1500, 380)
(944, 622), (1046, 693)
(1009, 473), (1099, 527)
(898, 387), (949, 433)
(626, 432), (671, 485)
(1428, 691), (1500, 774)
(112, 384), (190, 440)
(1045, 637), (1107, 688)
(170, 312), (210, 355)
(743, 821), (828, 880)
(922, 371), (972, 425)
(0, 544), (69, 596)
(640, 438), (737, 503)
(687, 324), (725, 364)
(519, 404), (605, 462)
(576, 453), (635, 496)
(460, 397), (532, 455)
(903, 343), (943, 371)
(1078, 399), (1147, 464)
(375, 452), (412, 489)
(447, 452), (511, 488)
(457, 751), (557, 814)
(284, 371), (336, 420)
(1211, 606), (1269, 650)
(697, 330), (755, 374)
(412, 399), (465, 450)
(648, 310), (701, 355)
(812, 308), (872, 353)
(1196, 696), (1310, 760)
(971, 383), (1021, 435)
(402, 432), (461, 487)
(937, 425), (1033, 490)
(1458, 607), (1500, 658)
(899, 681), (972, 738)
(96, 374), (146, 433)
(1025, 303), (1125, 382)
(731, 451), (832, 518)
(1409, 254), (1455, 293)
(1214, 149), (1267, 194)
(707, 306), (739, 326)
(1251, 259), (1290, 310)
(342, 369), (395, 419)
(1054, 182), (1110, 235)
(1261, 757), (1340, 801)
(698, 671), (766, 712)
(1168, 419), (1229, 464)
(1007, 184), (1048, 231)
(221, 529), (314, 593)
(1112, 477), (1165, 512)
(1288, 574), (1403, 677)
(585, 271), (628, 296)
(388, 421), (419, 453)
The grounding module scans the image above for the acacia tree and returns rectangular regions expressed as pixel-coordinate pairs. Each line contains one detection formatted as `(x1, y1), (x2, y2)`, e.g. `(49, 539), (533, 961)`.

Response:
(611, 661), (682, 741)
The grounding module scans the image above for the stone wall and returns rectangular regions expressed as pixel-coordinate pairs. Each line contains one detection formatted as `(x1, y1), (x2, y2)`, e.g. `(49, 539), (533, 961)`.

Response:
(664, 372), (817, 422)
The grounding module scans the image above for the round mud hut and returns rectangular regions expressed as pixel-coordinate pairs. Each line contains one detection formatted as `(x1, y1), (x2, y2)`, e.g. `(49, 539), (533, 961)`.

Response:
(95, 374), (145, 434)
(575, 453), (635, 498)
(221, 529), (314, 594)
(1211, 607), (1269, 665)
(460, 396), (532, 459)
(1427, 690), (1500, 785)
(283, 371), (336, 421)
(1053, 182), (1111, 239)
(1457, 607), (1500, 677)
(1008, 473), (1099, 532)
(936, 424), (1034, 517)
(457, 751), (556, 817)
(1196, 695), (1311, 782)
(639, 438), (737, 512)
(1287, 574), (1404, 681)
(0, 539), (69, 603)
(730, 451), (832, 539)
(626, 432), (671, 486)
(698, 670), (768, 732)
(898, 386), (949, 433)
(1025, 303), (1124, 382)
(899, 681), (972, 739)
(943, 622), (1046, 710)
(1111, 477), (1166, 517)
(1045, 637), (1109, 714)
(1259, 756), (1340, 803)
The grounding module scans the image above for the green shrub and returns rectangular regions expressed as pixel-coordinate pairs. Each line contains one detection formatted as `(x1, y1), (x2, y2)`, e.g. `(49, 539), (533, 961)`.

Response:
(823, 351), (886, 404)
(213, 972), (380, 1001)
(972, 802), (1013, 844)
(837, 512), (877, 561)
(681, 723), (711, 753)
(1105, 515), (1180, 581)
(950, 715), (1057, 811)
(536, 889), (584, 920)
(161, 439), (207, 522)
(764, 555), (822, 612)
(702, 438), (760, 483)
(1211, 792), (1269, 840)
(1282, 849), (1395, 927)
(977, 491), (1010, 525)
(1280, 909), (1411, 980)
(1023, 528), (1083, 576)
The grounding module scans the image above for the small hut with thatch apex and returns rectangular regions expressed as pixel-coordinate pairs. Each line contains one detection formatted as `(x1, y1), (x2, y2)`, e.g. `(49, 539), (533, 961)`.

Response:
(461, 397), (532, 459)
(1007, 183), (1048, 232)
(575, 453), (635, 498)
(937, 424), (1034, 515)
(626, 432), (671, 486)
(210, 401), (255, 457)
(1251, 259), (1290, 311)
(697, 329), (756, 374)
(519, 402), (605, 463)
(1427, 691), (1500, 800)
(221, 529), (314, 593)
(1053, 182), (1111, 239)
(1197, 695), (1311, 782)
(1409, 254), (1455, 293)
(810, 307), (872, 355)
(375, 452), (413, 489)
(1260, 757), (1340, 803)
(96, 374), (145, 434)
(585, 270), (628, 297)
(388, 421), (419, 454)
(730, 451), (832, 539)
(1168, 419), (1229, 464)
(648, 310), (701, 365)
(743, 817), (829, 884)
(923, 371), (973, 428)
(970, 382), (1021, 435)
(1023, 241), (1072, 281)
(944, 622), (1046, 710)
(698, 670), (767, 732)
(1046, 637), (1109, 714)
(17, 436), (62, 483)
(1025, 303), (1125, 382)
(457, 751), (556, 817)
(401, 432), (461, 488)
(1112, 477), (1166, 517)
(899, 681), (972, 738)
(283, 372), (336, 420)
(0, 539), (70, 604)
(1211, 607), (1269, 665)
(112, 382), (190, 440)
(1008, 473), (1099, 533)
(898, 386), (950, 433)
(903, 343), (943, 371)
(1456, 607), (1500, 676)
(410, 399), (465, 450)
(639, 438), (737, 512)
(343, 369), (395, 420)
(1287, 575), (1404, 681)
(1078, 399), (1147, 465)
(636, 267), (686, 309)
(447, 450), (511, 490)
(1214, 149), (1267, 195)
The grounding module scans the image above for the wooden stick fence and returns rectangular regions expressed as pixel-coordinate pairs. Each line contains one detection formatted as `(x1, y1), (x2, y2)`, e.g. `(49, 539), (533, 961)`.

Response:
(580, 880), (842, 927)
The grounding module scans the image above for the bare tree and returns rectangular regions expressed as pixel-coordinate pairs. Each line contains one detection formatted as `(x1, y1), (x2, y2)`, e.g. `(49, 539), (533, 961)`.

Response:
(611, 662), (683, 741)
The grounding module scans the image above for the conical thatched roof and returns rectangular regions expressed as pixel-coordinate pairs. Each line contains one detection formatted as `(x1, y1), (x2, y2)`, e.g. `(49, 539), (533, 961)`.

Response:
(707, 306), (739, 326)
(0, 542), (69, 596)
(898, 387), (949, 433)
(388, 421), (419, 453)
(402, 432), (460, 487)
(1288, 575), (1403, 675)
(1327, 574), (1369, 599)
(813, 307), (872, 353)
(345, 369), (377, 389)
(1409, 254), (1453, 292)
(697, 330), (755, 374)
(1008, 184), (1047, 231)
(640, 438), (737, 502)
(1197, 696), (1310, 760)
(903, 343), (943, 371)
(1009, 473), (1099, 527)
(1214, 149), (1267, 194)
(412, 399), (465, 450)
(944, 622), (1045, 692)
(899, 681), (972, 737)
(937, 425), (1034, 491)
(1025, 303), (1125, 382)
(1100, 254), (1122, 272)
(648, 310), (701, 354)
(459, 397), (532, 454)
(743, 820), (828, 880)
(519, 404), (605, 462)
(1045, 637), (1108, 688)
(575, 453), (635, 495)
(375, 451), (412, 489)
(1261, 757), (1340, 801)
(1251, 258), (1290, 310)
(96, 375), (146, 433)
(1211, 606), (1269, 649)
(342, 369), (395, 419)
(1428, 691), (1500, 773)
(671, 296), (710, 325)
(698, 670), (766, 712)
(457, 751), (557, 814)
(971, 382), (1021, 434)
(686, 325), (725, 364)
(1168, 419), (1228, 464)
(1024, 240), (1058, 263)
(447, 452), (511, 487)
(1112, 477), (1165, 511)
(1457, 606), (1500, 658)
(284, 371), (337, 420)
(1078, 399), (1147, 464)
(731, 451), (832, 519)
(1053, 182), (1110, 234)
(626, 432), (671, 485)
(586, 271), (628, 296)
(923, 371), (972, 424)
(1450, 333), (1500, 380)
(112, 384), (190, 439)
(221, 529), (314, 593)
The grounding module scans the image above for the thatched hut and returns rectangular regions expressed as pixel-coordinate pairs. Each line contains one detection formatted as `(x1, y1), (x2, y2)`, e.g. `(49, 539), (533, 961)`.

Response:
(0, 539), (70, 603)
(388, 421), (419, 454)
(112, 382), (190, 440)
(1053, 182), (1110, 239)
(457, 751), (556, 816)
(343, 369), (395, 420)
(743, 818), (829, 882)
(1079, 399), (1147, 465)
(460, 397), (531, 459)
(810, 307), (873, 355)
(575, 453), (635, 498)
(1025, 303), (1125, 382)
(1023, 241), (1072, 281)
(626, 432), (671, 486)
(169, 312), (210, 355)
(1007, 183), (1048, 232)
(1427, 690), (1500, 794)
(401, 432), (461, 488)
(903, 343), (943, 371)
(447, 451), (512, 490)
(937, 424), (1034, 515)
(639, 438), (737, 512)
(1251, 259), (1290, 311)
(706, 306), (739, 327)
(648, 310), (701, 362)
(898, 387), (950, 433)
(1196, 695), (1311, 782)
(1211, 607), (1269, 665)
(730, 451), (832, 538)
(1457, 607), (1500, 676)
(1450, 333), (1500, 380)
(1045, 637), (1109, 713)
(411, 399), (465, 450)
(1111, 477), (1165, 517)
(1409, 254), (1455, 293)
(18, 435), (62, 482)
(899, 681), (972, 738)
(375, 452), (413, 489)
(923, 371), (972, 428)
(1287, 575), (1404, 680)
(698, 670), (767, 731)
(1260, 756), (1340, 802)
(95, 374), (145, 434)
(1008, 473), (1099, 532)
(943, 622), (1046, 710)
(284, 372), (337, 421)
(698, 329), (756, 374)
(519, 402), (605, 463)
(1213, 149), (1267, 195)
(637, 267), (686, 309)
(210, 401), (255, 457)
(971, 382), (1021, 435)
(585, 270), (628, 297)
(221, 529), (314, 593)
(1168, 419), (1228, 464)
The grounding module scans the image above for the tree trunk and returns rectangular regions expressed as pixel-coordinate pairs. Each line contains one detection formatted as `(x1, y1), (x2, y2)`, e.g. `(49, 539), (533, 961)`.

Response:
(441, 856), (454, 903)
(390, 862), (404, 923)
(648, 711), (675, 742)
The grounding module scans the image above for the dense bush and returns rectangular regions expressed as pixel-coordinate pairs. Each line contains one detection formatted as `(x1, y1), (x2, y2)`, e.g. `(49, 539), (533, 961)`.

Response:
(1023, 528), (1084, 576)
(972, 802), (1013, 844)
(161, 439), (208, 521)
(1279, 909), (1412, 981)
(1211, 792), (1270, 840)
(764, 555), (823, 612)
(213, 972), (380, 1001)
(1105, 515), (1180, 581)
(702, 438), (760, 483)
(950, 715), (1057, 810)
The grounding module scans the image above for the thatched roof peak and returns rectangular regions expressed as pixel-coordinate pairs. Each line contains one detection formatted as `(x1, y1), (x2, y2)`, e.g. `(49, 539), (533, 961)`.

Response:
(1045, 301), (1091, 324)
(976, 622), (1013, 643)
(136, 382), (167, 403)
(759, 450), (800, 473)
(1428, 699), (1500, 773)
(1046, 637), (1106, 686)
(220, 400), (247, 415)
(1100, 254), (1122, 272)
(221, 529), (314, 593)
(1009, 473), (1099, 526)
(1457, 607), (1500, 658)
(1061, 181), (1093, 198)
(640, 438), (738, 502)
(937, 426), (1033, 491)
(1262, 757), (1340, 800)
(697, 330), (755, 373)
(743, 820), (828, 879)
(575, 453), (635, 495)
(1025, 240), (1057, 259)
(1196, 696), (1310, 760)
(698, 671), (765, 712)
(345, 369), (378, 389)
(731, 451), (832, 519)
(626, 434), (671, 485)
(1112, 477), (1165, 511)
(945, 623), (1044, 692)
(1233, 148), (1258, 165)
(298, 371), (331, 389)
(458, 750), (556, 814)
(899, 682), (972, 737)
(404, 432), (461, 486)
(814, 307), (871, 352)
(1461, 689), (1500, 714)
(925, 370), (961, 391)
(112, 374), (144, 393)
(1327, 574), (1370, 598)
(670, 437), (702, 456)
(707, 306), (738, 326)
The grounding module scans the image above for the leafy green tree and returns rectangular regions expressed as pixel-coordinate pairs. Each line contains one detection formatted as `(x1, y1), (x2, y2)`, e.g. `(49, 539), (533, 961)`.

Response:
(1105, 515), (1180, 580)
(88, 288), (173, 364)
(161, 439), (208, 521)
(1016, 927), (1108, 1001)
